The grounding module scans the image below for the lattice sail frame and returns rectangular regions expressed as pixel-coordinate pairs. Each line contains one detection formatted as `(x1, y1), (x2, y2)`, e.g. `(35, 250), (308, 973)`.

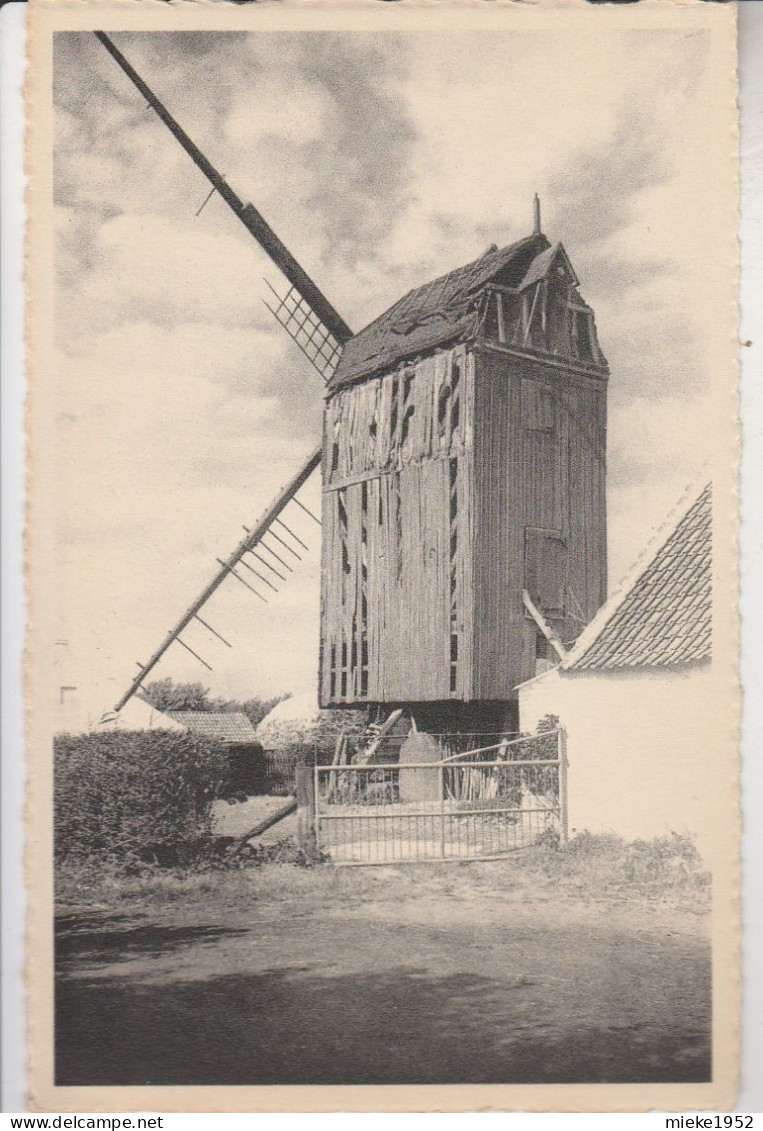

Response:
(264, 280), (343, 382)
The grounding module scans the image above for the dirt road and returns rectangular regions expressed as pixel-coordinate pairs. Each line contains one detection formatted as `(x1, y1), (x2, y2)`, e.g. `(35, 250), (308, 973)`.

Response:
(55, 864), (710, 1086)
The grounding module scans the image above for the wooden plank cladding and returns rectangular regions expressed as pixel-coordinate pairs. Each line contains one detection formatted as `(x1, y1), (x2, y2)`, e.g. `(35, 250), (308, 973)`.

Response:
(471, 344), (606, 700)
(320, 346), (474, 707)
(324, 346), (471, 490)
(319, 236), (608, 711)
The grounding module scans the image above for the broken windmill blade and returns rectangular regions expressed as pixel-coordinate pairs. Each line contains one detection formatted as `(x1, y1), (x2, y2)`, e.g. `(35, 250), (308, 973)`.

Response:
(95, 38), (346, 389)
(216, 559), (268, 603)
(112, 446), (321, 712)
(291, 496), (322, 526)
(193, 613), (232, 648)
(93, 31), (353, 350)
(93, 35), (356, 712)
(243, 530), (294, 574)
(274, 515), (310, 552)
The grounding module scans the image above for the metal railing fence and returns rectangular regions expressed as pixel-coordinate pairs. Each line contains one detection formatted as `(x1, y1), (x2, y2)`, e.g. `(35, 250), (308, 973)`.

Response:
(314, 729), (567, 866)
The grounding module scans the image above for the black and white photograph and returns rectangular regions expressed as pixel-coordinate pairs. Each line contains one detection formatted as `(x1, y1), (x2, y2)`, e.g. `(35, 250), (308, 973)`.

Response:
(24, 0), (740, 1112)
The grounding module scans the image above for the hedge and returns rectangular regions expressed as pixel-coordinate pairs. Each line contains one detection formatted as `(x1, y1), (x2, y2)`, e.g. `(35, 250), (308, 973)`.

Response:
(54, 729), (229, 864)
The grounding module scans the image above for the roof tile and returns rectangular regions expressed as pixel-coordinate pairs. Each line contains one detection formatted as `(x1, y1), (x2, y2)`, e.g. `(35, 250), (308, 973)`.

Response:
(565, 484), (712, 672)
(167, 711), (259, 743)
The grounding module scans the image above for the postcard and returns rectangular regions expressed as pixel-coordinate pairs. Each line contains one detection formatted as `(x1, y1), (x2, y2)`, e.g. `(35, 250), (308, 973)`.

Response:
(25, 0), (740, 1112)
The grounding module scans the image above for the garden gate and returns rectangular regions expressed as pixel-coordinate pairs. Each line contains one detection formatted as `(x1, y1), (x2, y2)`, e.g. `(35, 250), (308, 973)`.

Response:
(314, 730), (567, 866)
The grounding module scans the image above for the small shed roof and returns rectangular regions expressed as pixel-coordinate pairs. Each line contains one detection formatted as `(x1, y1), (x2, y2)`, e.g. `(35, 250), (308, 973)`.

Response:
(329, 232), (550, 392)
(562, 483), (712, 673)
(167, 711), (259, 744)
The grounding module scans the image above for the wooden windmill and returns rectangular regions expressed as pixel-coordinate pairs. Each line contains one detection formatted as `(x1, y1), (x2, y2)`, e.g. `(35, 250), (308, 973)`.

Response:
(97, 34), (609, 734)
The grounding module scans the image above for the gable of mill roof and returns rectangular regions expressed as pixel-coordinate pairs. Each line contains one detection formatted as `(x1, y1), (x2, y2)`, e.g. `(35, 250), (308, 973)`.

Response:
(519, 243), (578, 292)
(561, 482), (712, 673)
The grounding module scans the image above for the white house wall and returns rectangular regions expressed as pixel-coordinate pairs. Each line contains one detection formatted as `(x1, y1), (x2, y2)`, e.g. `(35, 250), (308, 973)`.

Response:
(518, 663), (719, 858)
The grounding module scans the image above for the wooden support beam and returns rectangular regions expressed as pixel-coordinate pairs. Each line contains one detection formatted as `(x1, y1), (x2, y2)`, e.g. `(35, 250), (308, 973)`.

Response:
(176, 637), (213, 671)
(268, 527), (302, 561)
(238, 556), (279, 593)
(523, 285), (542, 345)
(292, 497), (322, 526)
(256, 538), (294, 574)
(248, 547), (286, 582)
(355, 708), (404, 765)
(231, 799), (298, 853)
(275, 516), (309, 552)
(522, 589), (568, 662)
(216, 559), (268, 603)
(193, 614), (232, 648)
(496, 292), (506, 344)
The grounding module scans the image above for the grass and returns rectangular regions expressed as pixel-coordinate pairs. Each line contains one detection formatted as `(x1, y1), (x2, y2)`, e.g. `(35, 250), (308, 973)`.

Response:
(56, 830), (710, 914)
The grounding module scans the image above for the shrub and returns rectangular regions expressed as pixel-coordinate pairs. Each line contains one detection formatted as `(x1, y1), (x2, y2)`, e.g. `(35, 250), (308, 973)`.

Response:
(141, 678), (211, 713)
(484, 715), (562, 807)
(260, 717), (368, 797)
(524, 830), (709, 895)
(54, 729), (229, 865)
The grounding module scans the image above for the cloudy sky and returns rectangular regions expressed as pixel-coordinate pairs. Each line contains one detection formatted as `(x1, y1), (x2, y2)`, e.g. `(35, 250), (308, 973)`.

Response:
(52, 26), (717, 707)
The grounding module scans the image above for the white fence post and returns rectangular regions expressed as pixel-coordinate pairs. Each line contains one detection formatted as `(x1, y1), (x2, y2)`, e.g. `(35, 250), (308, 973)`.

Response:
(439, 762), (446, 858)
(558, 727), (569, 845)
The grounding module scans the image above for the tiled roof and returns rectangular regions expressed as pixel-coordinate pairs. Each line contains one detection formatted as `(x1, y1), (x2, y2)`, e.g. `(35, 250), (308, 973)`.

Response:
(167, 711), (259, 743)
(564, 483), (712, 672)
(328, 232), (550, 391)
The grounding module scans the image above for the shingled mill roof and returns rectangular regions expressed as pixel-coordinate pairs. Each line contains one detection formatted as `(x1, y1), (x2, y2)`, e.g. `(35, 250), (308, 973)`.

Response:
(329, 232), (551, 392)
(563, 483), (712, 672)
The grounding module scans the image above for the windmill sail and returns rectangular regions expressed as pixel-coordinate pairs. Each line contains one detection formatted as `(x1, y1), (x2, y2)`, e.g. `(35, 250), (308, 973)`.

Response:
(114, 446), (321, 712)
(93, 33), (354, 708)
(93, 32), (352, 348)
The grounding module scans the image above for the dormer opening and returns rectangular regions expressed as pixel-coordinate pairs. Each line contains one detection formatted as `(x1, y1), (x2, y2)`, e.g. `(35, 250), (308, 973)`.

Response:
(475, 243), (605, 370)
